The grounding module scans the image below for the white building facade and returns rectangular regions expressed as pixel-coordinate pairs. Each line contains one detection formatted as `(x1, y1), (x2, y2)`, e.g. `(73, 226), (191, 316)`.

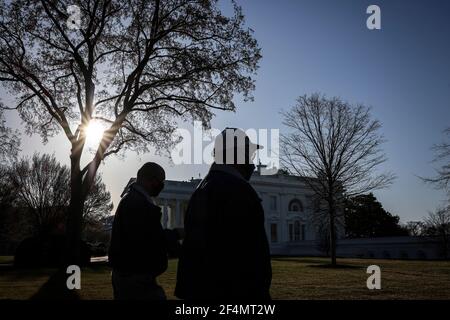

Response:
(120, 169), (444, 260)
(154, 169), (342, 253)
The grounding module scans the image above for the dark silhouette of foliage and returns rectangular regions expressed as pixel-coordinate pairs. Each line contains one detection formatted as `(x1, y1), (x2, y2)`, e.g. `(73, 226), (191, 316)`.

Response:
(344, 193), (408, 238)
(0, 0), (261, 262)
(8, 153), (113, 235)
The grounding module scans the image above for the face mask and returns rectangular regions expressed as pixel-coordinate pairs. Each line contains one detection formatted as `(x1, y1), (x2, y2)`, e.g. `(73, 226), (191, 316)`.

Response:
(155, 180), (165, 195)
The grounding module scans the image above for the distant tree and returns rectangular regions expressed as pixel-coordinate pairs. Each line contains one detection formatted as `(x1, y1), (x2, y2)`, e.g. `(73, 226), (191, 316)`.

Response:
(419, 127), (450, 258)
(0, 110), (20, 164)
(404, 221), (426, 237)
(344, 193), (408, 238)
(9, 153), (113, 236)
(281, 94), (395, 266)
(0, 109), (20, 209)
(0, 0), (261, 263)
(82, 174), (113, 227)
(423, 206), (450, 259)
(82, 174), (113, 246)
(0, 164), (31, 253)
(9, 153), (70, 235)
(0, 164), (15, 209)
(0, 110), (22, 252)
(422, 127), (450, 199)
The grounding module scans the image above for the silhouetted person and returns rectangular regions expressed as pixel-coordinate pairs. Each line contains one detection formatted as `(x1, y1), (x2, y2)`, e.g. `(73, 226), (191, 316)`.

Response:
(175, 128), (272, 300)
(108, 162), (167, 300)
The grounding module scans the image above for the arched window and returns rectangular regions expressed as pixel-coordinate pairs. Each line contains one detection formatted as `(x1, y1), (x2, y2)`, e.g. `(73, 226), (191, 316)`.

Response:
(288, 199), (303, 212)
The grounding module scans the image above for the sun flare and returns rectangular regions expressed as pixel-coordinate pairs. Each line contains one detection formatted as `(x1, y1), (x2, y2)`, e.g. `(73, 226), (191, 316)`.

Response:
(85, 120), (106, 148)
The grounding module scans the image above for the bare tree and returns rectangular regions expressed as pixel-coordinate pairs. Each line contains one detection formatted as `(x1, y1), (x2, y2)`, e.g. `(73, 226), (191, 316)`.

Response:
(0, 111), (21, 252)
(0, 164), (14, 208)
(0, 0), (260, 262)
(404, 221), (426, 237)
(424, 206), (450, 259)
(0, 109), (20, 164)
(281, 94), (395, 266)
(82, 174), (113, 227)
(422, 127), (450, 200)
(9, 153), (113, 236)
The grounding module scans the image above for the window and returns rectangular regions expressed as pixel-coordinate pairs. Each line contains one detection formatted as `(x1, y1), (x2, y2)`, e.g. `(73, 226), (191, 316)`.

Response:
(294, 221), (301, 241)
(270, 223), (278, 243)
(289, 221), (302, 242)
(269, 196), (277, 210)
(288, 199), (303, 212)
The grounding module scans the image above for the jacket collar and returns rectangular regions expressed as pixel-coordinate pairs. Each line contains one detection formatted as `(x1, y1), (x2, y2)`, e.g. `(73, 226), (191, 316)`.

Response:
(130, 183), (157, 208)
(209, 162), (246, 182)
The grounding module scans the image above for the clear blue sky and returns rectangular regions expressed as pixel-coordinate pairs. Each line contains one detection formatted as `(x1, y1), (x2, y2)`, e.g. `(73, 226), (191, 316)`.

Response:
(2, 0), (450, 222)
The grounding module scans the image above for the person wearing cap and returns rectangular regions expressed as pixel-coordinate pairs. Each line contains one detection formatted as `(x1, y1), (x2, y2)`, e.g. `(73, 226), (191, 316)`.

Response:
(175, 128), (272, 300)
(108, 162), (168, 300)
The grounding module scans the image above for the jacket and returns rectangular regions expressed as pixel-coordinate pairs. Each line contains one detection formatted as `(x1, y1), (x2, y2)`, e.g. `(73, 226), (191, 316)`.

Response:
(175, 163), (272, 300)
(108, 184), (168, 276)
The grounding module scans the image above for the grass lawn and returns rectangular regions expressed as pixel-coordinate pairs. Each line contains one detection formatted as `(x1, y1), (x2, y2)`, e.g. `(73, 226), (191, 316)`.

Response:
(0, 257), (449, 300)
(0, 256), (13, 264)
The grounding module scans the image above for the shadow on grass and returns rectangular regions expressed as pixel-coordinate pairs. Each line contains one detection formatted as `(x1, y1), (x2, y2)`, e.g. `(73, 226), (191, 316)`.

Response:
(0, 264), (15, 272)
(271, 257), (365, 269)
(308, 264), (363, 269)
(271, 257), (329, 264)
(30, 269), (80, 300)
(0, 265), (56, 282)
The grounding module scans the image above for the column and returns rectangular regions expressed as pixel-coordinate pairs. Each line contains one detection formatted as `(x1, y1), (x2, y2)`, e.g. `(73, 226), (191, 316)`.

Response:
(168, 202), (174, 228)
(279, 194), (287, 243)
(175, 199), (181, 228)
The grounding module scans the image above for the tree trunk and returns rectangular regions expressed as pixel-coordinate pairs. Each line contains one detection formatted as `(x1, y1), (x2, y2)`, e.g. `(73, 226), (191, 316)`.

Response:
(63, 110), (125, 266)
(329, 200), (337, 267)
(65, 149), (85, 266)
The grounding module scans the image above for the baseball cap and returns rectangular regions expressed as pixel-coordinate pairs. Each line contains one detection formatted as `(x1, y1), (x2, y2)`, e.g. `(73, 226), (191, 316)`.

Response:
(213, 127), (263, 164)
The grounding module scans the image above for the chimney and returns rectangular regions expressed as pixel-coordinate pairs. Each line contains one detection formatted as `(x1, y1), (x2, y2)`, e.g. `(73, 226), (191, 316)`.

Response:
(256, 161), (267, 175)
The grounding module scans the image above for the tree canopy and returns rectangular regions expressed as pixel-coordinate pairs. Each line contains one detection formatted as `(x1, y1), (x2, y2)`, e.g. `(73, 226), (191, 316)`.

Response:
(0, 0), (261, 262)
(344, 193), (408, 238)
(281, 94), (395, 265)
(8, 153), (113, 235)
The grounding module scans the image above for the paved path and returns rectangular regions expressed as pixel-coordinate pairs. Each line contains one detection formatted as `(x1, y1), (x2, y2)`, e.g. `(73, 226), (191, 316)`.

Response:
(91, 256), (108, 263)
